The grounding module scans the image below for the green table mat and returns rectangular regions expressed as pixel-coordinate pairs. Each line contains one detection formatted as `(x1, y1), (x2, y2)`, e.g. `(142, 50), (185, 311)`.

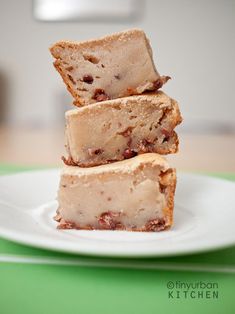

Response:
(0, 165), (235, 314)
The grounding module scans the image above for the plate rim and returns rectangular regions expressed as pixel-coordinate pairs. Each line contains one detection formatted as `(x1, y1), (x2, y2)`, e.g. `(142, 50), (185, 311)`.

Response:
(0, 169), (235, 258)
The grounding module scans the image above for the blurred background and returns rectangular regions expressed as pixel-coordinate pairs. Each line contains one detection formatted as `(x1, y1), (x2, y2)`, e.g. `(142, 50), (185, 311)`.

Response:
(0, 0), (234, 171)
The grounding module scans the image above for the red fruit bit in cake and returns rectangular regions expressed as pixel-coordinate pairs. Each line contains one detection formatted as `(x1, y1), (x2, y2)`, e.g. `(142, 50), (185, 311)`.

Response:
(93, 89), (110, 102)
(123, 148), (137, 159)
(98, 211), (121, 230)
(161, 128), (173, 142)
(66, 66), (74, 71)
(145, 218), (166, 231)
(118, 127), (133, 137)
(87, 148), (104, 157)
(161, 128), (173, 137)
(61, 156), (77, 166)
(83, 74), (94, 84)
(153, 76), (171, 90)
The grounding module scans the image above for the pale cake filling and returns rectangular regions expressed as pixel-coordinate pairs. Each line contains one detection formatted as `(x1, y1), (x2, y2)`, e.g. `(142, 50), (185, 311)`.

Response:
(57, 154), (174, 230)
(64, 92), (181, 167)
(50, 29), (163, 106)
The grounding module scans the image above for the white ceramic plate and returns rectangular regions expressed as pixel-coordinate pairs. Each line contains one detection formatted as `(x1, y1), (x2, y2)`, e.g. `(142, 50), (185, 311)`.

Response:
(0, 170), (235, 257)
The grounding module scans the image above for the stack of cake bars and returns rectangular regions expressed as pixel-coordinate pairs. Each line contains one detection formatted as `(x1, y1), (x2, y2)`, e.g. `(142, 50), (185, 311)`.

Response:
(50, 29), (182, 232)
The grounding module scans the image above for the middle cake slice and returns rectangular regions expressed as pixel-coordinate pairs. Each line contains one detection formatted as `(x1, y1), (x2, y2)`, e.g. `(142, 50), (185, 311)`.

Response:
(63, 91), (182, 167)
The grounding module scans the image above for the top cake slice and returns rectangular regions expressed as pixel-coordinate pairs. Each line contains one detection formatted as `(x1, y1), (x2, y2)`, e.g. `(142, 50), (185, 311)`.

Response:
(50, 29), (170, 106)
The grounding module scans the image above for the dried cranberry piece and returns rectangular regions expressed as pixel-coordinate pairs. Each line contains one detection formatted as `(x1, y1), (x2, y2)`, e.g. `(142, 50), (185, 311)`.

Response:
(83, 74), (94, 84)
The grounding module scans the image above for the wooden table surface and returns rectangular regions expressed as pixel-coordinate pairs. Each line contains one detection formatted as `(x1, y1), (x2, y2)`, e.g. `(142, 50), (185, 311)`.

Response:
(0, 126), (234, 172)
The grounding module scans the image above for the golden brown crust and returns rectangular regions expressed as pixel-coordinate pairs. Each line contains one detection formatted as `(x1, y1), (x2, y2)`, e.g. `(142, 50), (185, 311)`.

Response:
(62, 153), (170, 177)
(50, 29), (147, 57)
(53, 61), (84, 106)
(159, 168), (177, 228)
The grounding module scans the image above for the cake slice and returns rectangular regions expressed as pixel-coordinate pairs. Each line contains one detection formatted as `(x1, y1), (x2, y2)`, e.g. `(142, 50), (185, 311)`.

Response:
(63, 91), (182, 167)
(56, 153), (176, 231)
(50, 29), (170, 106)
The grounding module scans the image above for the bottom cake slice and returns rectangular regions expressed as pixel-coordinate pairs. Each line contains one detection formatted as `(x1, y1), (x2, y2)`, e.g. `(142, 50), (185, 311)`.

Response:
(55, 153), (176, 231)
